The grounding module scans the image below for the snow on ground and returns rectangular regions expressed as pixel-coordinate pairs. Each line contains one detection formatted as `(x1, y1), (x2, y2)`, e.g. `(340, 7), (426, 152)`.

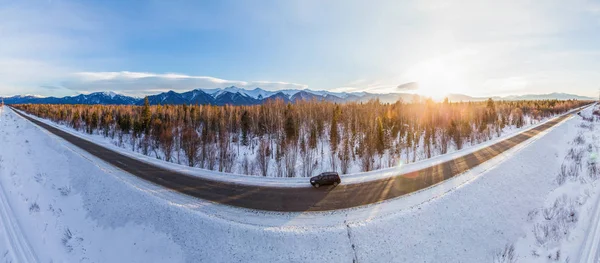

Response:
(345, 106), (593, 262)
(15, 107), (578, 188)
(506, 104), (600, 262)
(0, 104), (593, 262)
(0, 107), (184, 262)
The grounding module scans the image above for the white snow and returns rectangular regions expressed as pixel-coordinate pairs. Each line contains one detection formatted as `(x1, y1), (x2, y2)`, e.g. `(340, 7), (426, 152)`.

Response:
(0, 106), (185, 263)
(101, 91), (119, 98)
(578, 185), (600, 262)
(506, 104), (600, 262)
(23, 94), (46, 98)
(0, 171), (38, 263)
(206, 86), (291, 99)
(0, 104), (594, 262)
(200, 86), (363, 100)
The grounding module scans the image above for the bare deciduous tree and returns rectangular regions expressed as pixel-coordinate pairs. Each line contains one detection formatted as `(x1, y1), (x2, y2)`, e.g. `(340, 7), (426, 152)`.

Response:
(256, 138), (271, 176)
(181, 127), (200, 167)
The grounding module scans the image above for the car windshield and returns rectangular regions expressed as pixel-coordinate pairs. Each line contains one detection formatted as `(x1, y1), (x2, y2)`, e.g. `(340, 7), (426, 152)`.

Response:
(0, 1), (599, 262)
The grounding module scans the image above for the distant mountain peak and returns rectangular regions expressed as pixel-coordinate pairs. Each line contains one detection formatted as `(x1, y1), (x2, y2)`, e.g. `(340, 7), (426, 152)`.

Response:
(100, 91), (119, 98)
(1, 87), (593, 106)
(444, 92), (594, 102)
(24, 94), (46, 98)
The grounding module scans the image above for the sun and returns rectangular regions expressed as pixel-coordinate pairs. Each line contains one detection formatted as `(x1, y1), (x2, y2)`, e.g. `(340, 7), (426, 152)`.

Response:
(405, 57), (468, 100)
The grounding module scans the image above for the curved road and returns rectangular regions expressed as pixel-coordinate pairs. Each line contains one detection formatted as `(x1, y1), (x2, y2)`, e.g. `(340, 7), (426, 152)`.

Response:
(11, 106), (585, 212)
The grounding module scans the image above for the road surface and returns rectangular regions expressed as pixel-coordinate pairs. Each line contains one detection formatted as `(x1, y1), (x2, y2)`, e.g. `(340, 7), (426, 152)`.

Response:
(11, 106), (582, 212)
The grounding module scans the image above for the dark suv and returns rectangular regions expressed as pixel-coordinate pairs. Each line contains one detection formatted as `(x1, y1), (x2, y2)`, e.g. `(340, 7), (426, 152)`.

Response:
(310, 172), (341, 188)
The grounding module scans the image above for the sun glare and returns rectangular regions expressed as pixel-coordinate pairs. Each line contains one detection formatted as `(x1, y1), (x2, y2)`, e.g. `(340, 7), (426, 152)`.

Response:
(405, 57), (468, 100)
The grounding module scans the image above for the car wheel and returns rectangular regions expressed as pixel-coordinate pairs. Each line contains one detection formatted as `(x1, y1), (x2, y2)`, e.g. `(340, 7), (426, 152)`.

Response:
(314, 183), (320, 188)
(333, 181), (339, 187)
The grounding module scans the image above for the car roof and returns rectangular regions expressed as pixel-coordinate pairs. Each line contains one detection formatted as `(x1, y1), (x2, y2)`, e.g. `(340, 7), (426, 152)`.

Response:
(320, 172), (338, 176)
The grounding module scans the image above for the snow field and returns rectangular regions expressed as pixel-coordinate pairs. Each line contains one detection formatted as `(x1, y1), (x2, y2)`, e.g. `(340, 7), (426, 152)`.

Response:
(1, 104), (589, 262)
(504, 104), (600, 262)
(0, 107), (185, 263)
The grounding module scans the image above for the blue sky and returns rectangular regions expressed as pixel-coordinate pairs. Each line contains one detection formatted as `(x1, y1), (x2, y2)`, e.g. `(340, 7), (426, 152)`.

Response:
(1, 0), (599, 98)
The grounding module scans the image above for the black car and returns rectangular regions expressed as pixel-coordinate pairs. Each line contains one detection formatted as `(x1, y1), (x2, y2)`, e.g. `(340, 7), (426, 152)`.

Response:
(310, 172), (341, 188)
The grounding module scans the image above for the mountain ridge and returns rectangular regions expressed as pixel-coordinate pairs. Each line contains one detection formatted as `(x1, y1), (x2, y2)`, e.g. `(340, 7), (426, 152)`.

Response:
(1, 87), (594, 106)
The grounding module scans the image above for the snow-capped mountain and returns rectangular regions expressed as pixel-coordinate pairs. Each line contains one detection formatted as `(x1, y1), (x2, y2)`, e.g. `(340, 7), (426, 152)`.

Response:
(67, 92), (139, 105)
(444, 92), (596, 102)
(1, 92), (138, 105)
(140, 90), (188, 105)
(214, 91), (261, 106)
(262, 92), (291, 104)
(290, 90), (326, 102)
(203, 87), (285, 100)
(181, 89), (214, 105)
(200, 86), (360, 100)
(1, 95), (46, 104)
(501, 92), (595, 101)
(1, 87), (594, 106)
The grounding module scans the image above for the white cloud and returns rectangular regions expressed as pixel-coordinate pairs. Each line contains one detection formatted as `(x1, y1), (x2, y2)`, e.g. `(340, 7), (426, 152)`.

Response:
(1, 0), (600, 98)
(0, 1), (117, 97)
(397, 82), (419, 91)
(0, 58), (74, 96)
(333, 0), (600, 98)
(59, 71), (309, 96)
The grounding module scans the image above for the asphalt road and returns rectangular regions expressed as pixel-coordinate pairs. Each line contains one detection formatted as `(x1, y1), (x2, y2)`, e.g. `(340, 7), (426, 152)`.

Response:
(11, 107), (581, 212)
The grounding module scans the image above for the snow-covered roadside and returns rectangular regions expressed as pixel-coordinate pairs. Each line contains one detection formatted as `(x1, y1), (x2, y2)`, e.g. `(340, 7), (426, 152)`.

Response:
(579, 184), (600, 263)
(0, 106), (185, 262)
(500, 104), (600, 262)
(13, 105), (584, 188)
(1, 103), (589, 262)
(0, 107), (39, 263)
(0, 176), (38, 263)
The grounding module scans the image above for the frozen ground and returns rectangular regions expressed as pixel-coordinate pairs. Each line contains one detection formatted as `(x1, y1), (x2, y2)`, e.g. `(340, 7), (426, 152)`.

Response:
(0, 105), (593, 262)
(0, 106), (185, 262)
(508, 104), (600, 263)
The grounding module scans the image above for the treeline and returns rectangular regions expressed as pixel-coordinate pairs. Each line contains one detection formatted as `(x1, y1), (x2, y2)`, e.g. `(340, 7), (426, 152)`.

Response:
(14, 98), (589, 177)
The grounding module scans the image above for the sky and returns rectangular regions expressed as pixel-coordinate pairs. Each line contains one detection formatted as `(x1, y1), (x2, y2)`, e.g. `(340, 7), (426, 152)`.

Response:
(0, 0), (599, 98)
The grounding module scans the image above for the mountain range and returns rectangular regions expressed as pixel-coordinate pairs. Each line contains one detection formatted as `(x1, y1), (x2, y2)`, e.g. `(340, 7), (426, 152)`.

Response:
(0, 87), (595, 106)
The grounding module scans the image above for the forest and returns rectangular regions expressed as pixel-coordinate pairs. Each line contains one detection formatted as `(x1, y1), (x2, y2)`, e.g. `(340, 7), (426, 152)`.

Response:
(13, 98), (589, 177)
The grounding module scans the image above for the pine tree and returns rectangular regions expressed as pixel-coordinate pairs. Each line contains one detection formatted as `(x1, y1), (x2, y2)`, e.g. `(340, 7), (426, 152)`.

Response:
(309, 124), (318, 149)
(376, 117), (385, 155)
(142, 96), (151, 134)
(486, 98), (496, 124)
(241, 110), (250, 146)
(284, 104), (297, 143)
(339, 135), (351, 174)
(90, 111), (99, 134)
(330, 106), (340, 152)
(181, 126), (200, 167)
(71, 111), (81, 130)
(257, 138), (271, 176)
